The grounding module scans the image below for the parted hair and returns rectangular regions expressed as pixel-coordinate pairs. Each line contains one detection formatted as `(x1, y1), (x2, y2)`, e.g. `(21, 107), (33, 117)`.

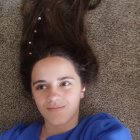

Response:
(20, 0), (101, 95)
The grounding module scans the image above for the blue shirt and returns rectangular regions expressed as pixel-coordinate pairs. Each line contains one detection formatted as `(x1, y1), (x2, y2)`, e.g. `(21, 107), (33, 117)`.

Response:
(0, 112), (132, 140)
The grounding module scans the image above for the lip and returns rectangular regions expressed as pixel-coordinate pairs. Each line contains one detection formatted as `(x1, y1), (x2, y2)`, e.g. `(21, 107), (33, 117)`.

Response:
(47, 106), (65, 111)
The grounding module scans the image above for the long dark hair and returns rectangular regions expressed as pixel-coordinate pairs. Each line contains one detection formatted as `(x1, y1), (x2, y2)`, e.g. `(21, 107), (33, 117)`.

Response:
(20, 0), (100, 95)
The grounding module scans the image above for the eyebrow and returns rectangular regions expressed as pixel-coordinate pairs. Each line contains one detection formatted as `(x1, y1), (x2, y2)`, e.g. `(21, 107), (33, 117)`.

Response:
(32, 76), (75, 86)
(32, 80), (46, 86)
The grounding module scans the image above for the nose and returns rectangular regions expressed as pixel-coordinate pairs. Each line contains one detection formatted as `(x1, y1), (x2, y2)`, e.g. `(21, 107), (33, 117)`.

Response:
(46, 86), (62, 105)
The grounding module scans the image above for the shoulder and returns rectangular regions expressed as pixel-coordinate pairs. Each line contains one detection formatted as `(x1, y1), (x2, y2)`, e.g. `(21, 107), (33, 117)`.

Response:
(76, 112), (133, 140)
(0, 123), (26, 140)
(0, 122), (41, 140)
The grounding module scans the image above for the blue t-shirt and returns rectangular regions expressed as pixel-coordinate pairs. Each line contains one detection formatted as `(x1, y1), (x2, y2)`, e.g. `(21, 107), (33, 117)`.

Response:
(0, 112), (132, 140)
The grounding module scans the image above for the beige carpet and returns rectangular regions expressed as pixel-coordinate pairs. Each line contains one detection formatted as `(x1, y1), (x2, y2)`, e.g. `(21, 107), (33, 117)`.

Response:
(0, 0), (140, 139)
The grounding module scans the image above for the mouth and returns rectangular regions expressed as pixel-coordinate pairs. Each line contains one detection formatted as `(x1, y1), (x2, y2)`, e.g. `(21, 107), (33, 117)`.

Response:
(47, 106), (65, 111)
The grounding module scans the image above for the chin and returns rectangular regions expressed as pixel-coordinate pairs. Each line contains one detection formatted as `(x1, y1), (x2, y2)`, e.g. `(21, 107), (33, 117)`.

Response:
(47, 118), (69, 126)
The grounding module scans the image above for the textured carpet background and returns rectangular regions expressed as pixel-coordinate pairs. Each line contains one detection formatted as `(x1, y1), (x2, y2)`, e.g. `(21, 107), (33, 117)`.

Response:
(0, 0), (140, 139)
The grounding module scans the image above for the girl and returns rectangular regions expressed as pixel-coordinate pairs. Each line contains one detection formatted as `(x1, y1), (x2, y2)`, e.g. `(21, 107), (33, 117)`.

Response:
(0, 0), (132, 139)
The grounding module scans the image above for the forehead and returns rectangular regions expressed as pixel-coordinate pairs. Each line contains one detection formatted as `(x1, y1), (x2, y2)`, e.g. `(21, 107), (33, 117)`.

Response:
(31, 56), (79, 80)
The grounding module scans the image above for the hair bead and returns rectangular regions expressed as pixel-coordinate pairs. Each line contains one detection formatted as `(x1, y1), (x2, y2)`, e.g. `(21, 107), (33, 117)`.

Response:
(38, 16), (42, 21)
(29, 52), (32, 55)
(28, 41), (32, 45)
(34, 30), (37, 33)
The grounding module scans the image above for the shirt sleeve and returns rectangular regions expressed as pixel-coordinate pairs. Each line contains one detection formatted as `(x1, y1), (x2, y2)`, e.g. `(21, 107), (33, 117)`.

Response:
(97, 113), (133, 140)
(0, 123), (26, 140)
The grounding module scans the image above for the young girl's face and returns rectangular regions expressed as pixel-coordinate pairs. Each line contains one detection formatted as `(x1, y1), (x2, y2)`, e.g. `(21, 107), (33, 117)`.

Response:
(31, 56), (85, 126)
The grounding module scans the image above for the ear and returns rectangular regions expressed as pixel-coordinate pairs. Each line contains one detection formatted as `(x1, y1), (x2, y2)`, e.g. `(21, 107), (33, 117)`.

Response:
(80, 86), (86, 99)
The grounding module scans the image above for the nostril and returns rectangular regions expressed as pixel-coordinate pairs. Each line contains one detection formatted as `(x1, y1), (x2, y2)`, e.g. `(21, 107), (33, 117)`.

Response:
(47, 95), (62, 104)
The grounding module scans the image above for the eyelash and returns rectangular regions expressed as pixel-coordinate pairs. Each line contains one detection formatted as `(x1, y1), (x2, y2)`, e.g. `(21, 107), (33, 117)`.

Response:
(35, 81), (71, 90)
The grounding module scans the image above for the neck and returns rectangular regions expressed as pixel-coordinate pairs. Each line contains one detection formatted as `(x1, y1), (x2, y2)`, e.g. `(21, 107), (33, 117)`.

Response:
(40, 112), (79, 140)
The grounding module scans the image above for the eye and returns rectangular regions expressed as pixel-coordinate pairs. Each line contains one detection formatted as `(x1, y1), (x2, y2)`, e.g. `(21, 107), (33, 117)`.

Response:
(60, 81), (71, 87)
(36, 84), (47, 90)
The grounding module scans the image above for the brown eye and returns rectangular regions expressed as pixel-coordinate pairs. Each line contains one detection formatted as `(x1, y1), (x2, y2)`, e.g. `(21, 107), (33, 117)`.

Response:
(36, 84), (47, 90)
(60, 81), (71, 87)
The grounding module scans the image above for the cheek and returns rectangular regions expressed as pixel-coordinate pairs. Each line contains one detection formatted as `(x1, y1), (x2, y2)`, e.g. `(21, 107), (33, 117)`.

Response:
(33, 95), (46, 109)
(65, 88), (82, 103)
